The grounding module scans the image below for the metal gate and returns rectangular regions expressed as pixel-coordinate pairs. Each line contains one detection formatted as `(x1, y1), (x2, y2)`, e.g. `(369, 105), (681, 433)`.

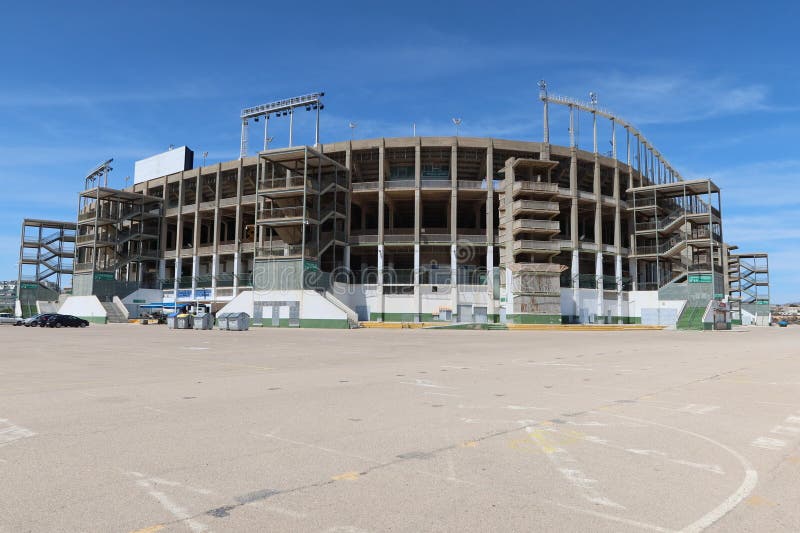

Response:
(458, 304), (473, 323)
(473, 306), (488, 324)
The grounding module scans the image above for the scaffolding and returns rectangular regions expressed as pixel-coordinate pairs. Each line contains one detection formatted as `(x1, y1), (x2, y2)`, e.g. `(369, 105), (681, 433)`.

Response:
(728, 252), (770, 324)
(17, 219), (76, 316)
(74, 187), (163, 296)
(629, 179), (723, 293)
(255, 146), (349, 289)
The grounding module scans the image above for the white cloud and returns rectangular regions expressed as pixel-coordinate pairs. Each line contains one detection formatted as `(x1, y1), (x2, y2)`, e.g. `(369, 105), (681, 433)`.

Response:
(579, 73), (785, 125)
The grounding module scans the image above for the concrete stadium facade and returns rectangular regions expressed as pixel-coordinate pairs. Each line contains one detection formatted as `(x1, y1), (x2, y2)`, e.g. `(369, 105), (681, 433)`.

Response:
(69, 131), (737, 327)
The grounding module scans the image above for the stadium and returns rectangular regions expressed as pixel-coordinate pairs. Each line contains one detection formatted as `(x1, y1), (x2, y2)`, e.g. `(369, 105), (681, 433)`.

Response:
(16, 85), (770, 328)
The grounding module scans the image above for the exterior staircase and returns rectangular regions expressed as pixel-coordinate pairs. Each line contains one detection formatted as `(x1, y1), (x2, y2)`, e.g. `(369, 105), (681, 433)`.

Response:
(101, 301), (128, 323)
(676, 306), (705, 330)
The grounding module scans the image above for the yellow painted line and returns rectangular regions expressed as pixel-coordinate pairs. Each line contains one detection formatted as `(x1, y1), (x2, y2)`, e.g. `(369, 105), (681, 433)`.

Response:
(460, 441), (478, 448)
(331, 471), (360, 481)
(129, 525), (165, 533)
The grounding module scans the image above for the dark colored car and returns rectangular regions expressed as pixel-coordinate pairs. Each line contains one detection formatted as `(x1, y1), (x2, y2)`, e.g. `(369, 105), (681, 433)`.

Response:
(43, 314), (89, 328)
(25, 313), (56, 327)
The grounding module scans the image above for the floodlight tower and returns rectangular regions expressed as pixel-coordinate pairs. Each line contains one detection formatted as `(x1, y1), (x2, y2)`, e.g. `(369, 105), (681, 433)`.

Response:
(84, 159), (113, 189)
(452, 117), (462, 137)
(239, 92), (325, 158)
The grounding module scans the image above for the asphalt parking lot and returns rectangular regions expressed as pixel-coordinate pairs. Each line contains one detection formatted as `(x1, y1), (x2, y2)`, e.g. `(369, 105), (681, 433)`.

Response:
(1, 324), (799, 532)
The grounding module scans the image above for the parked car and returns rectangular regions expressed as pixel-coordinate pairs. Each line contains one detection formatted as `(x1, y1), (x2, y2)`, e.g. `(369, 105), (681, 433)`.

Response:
(43, 314), (89, 328)
(0, 312), (18, 325)
(24, 313), (56, 327)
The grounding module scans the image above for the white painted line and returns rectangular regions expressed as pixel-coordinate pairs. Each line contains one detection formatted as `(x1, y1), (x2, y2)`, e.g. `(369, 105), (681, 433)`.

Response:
(524, 425), (625, 510)
(505, 405), (549, 411)
(131, 477), (209, 532)
(400, 379), (454, 389)
(671, 460), (724, 475)
(751, 437), (786, 450)
(423, 391), (462, 398)
(770, 425), (800, 436)
(595, 412), (757, 533)
(0, 419), (36, 446)
(554, 502), (675, 532)
(784, 416), (800, 425)
(678, 404), (720, 415)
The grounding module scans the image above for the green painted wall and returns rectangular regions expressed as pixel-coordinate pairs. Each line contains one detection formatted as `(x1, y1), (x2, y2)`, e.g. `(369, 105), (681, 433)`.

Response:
(507, 314), (562, 325)
(79, 316), (107, 324)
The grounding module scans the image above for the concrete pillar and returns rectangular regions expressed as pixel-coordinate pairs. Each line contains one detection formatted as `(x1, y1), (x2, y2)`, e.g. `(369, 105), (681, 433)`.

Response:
(174, 173), (184, 297)
(345, 143), (353, 271)
(212, 164), (221, 297)
(450, 143), (458, 320)
(486, 142), (495, 318)
(593, 110), (603, 320)
(211, 253), (218, 298)
(233, 160), (243, 295)
(376, 244), (384, 320)
(569, 106), (580, 319)
(377, 141), (385, 319)
(450, 244), (458, 321)
(612, 121), (623, 321)
(414, 140), (421, 321)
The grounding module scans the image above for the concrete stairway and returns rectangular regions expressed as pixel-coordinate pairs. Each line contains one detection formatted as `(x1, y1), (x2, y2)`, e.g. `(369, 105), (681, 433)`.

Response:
(101, 302), (128, 324)
(676, 306), (705, 330)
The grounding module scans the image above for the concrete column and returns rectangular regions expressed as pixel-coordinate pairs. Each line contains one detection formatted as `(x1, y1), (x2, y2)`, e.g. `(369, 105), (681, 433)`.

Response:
(486, 142), (495, 318)
(593, 111), (603, 320)
(450, 143), (458, 319)
(612, 121), (623, 321)
(345, 143), (353, 272)
(450, 244), (458, 321)
(376, 244), (384, 320)
(211, 253), (218, 298)
(192, 171), (201, 296)
(174, 173), (184, 296)
(211, 164), (221, 297)
(191, 255), (199, 295)
(377, 141), (385, 319)
(414, 140), (421, 321)
(569, 106), (580, 319)
(233, 160), (243, 295)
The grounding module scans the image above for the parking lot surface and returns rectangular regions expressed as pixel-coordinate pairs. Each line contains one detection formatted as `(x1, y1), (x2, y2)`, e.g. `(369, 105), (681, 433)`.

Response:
(1, 325), (800, 532)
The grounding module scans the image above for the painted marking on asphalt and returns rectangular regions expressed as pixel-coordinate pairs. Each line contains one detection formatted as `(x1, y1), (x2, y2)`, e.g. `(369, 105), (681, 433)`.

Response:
(400, 379), (454, 389)
(136, 481), (209, 532)
(784, 416), (800, 425)
(770, 425), (800, 436)
(505, 405), (549, 411)
(751, 437), (786, 450)
(331, 471), (360, 481)
(423, 391), (462, 398)
(524, 426), (625, 510)
(126, 472), (212, 532)
(0, 418), (36, 446)
(593, 412), (757, 533)
(129, 525), (165, 533)
(677, 404), (720, 415)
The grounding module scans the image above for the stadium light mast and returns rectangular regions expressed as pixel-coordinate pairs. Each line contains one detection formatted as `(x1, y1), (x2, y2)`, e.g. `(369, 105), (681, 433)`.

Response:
(239, 92), (325, 158)
(452, 117), (462, 137)
(349, 121), (357, 141)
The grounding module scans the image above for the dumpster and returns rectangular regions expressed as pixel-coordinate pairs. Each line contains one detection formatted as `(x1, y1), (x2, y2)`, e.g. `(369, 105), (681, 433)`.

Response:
(228, 312), (251, 331)
(216, 312), (233, 330)
(193, 313), (213, 330)
(166, 311), (179, 329)
(175, 313), (192, 329)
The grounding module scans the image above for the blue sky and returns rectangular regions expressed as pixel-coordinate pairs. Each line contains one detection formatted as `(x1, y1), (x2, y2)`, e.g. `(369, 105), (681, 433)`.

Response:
(2, 1), (798, 302)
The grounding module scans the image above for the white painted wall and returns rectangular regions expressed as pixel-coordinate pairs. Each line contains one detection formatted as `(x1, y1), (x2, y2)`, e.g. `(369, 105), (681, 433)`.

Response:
(300, 291), (347, 320)
(58, 296), (107, 320)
